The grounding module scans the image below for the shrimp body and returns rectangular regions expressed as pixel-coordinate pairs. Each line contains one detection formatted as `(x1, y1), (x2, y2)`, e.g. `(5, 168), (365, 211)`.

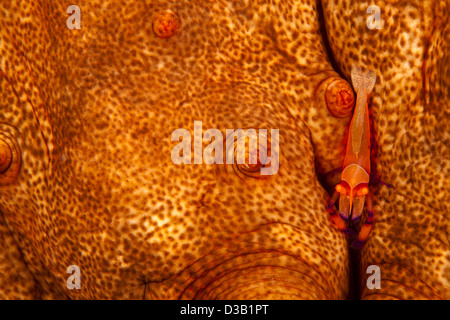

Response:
(327, 66), (376, 249)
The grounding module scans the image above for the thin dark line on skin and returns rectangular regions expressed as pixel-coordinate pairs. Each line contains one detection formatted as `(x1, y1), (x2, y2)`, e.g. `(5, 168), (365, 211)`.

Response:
(377, 278), (434, 299)
(190, 263), (328, 300)
(210, 271), (323, 299)
(140, 275), (147, 300)
(366, 261), (443, 299)
(130, 275), (160, 300)
(221, 278), (323, 300)
(131, 252), (212, 296)
(199, 252), (330, 299)
(176, 253), (247, 299)
(177, 249), (331, 299)
(193, 264), (299, 299)
(362, 292), (403, 300)
(247, 292), (311, 300)
(231, 220), (339, 284)
(0, 122), (21, 134)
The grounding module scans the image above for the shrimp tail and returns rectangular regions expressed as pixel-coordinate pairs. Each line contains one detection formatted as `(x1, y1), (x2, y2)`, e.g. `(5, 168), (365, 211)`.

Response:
(351, 65), (376, 94)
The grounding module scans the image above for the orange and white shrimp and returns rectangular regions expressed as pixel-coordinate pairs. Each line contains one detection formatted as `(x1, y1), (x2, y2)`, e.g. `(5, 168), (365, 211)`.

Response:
(327, 66), (376, 249)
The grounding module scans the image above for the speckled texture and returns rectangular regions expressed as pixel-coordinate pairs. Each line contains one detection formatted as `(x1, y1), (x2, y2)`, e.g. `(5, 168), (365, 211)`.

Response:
(0, 0), (447, 299)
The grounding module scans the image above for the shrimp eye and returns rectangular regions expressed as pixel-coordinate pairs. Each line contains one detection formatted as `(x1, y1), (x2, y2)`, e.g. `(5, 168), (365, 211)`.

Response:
(358, 187), (369, 196)
(335, 184), (346, 194)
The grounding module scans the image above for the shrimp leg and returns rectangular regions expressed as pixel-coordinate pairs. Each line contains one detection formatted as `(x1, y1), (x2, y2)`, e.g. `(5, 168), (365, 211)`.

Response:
(351, 191), (374, 249)
(327, 191), (356, 237)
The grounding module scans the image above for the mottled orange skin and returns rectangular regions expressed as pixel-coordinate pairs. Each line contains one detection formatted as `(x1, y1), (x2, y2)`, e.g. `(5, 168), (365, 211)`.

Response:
(0, 0), (448, 300)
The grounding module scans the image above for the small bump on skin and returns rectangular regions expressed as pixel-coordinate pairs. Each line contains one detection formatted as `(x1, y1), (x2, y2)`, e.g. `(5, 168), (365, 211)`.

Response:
(325, 78), (355, 118)
(152, 10), (180, 39)
(0, 140), (12, 173)
(0, 135), (21, 185)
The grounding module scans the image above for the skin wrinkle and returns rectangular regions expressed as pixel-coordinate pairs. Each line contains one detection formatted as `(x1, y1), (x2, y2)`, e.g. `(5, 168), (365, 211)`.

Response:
(215, 282), (315, 300)
(374, 261), (443, 298)
(0, 0), (447, 299)
(213, 277), (322, 300)
(177, 247), (333, 298)
(363, 292), (403, 300)
(190, 264), (323, 299)
(207, 268), (322, 299)
(187, 250), (332, 298)
(378, 279), (433, 299)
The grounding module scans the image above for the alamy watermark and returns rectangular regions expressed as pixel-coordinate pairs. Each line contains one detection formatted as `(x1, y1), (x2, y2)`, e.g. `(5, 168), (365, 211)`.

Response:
(366, 265), (381, 289)
(367, 5), (381, 30)
(66, 4), (382, 31)
(66, 5), (81, 30)
(66, 265), (81, 289)
(65, 264), (380, 291)
(171, 121), (279, 176)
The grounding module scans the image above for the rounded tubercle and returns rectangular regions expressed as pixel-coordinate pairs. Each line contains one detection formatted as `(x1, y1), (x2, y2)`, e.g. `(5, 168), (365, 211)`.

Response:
(0, 134), (21, 185)
(152, 10), (180, 39)
(325, 78), (355, 118)
(0, 140), (12, 174)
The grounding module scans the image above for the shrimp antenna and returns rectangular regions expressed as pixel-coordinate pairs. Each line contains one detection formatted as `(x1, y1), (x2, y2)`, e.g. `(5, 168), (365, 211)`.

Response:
(350, 66), (377, 155)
